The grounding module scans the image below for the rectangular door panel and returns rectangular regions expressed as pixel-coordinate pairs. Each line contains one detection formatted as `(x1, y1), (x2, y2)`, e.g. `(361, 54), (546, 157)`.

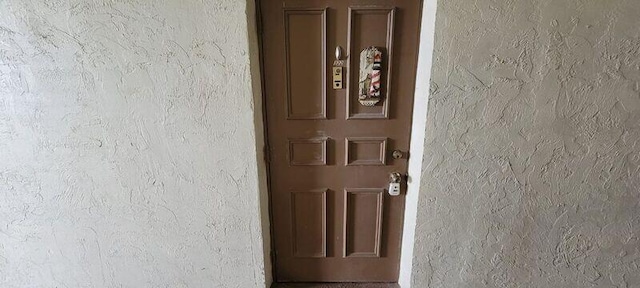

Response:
(291, 190), (327, 258)
(284, 9), (327, 119)
(344, 188), (384, 257)
(345, 137), (388, 166)
(346, 7), (395, 119)
(288, 138), (328, 166)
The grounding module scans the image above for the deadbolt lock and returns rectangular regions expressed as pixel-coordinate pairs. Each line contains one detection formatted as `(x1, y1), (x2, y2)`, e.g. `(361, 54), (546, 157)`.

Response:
(391, 150), (403, 159)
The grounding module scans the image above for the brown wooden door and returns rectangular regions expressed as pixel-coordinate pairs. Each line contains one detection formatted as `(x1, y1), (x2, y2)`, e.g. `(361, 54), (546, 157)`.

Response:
(260, 0), (422, 282)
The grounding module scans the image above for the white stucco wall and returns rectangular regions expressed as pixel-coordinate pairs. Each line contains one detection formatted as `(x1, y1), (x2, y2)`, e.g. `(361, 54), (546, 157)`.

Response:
(412, 0), (640, 287)
(0, 1), (270, 287)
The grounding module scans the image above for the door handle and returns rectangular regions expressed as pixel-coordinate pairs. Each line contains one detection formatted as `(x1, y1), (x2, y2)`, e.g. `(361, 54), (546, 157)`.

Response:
(388, 172), (402, 196)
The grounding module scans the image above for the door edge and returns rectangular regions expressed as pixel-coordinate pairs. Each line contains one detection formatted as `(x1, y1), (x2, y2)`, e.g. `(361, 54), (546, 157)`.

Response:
(247, 0), (276, 286)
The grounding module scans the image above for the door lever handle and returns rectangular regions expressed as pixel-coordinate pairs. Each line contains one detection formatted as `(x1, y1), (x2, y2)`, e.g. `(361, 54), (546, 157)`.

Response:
(389, 172), (401, 183)
(389, 172), (402, 196)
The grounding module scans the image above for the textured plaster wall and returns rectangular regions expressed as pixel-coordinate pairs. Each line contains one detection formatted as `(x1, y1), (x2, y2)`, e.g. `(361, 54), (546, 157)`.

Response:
(412, 0), (640, 287)
(0, 0), (270, 287)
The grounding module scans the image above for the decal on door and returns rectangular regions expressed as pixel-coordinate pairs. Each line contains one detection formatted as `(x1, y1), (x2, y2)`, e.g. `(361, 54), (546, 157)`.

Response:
(358, 46), (382, 106)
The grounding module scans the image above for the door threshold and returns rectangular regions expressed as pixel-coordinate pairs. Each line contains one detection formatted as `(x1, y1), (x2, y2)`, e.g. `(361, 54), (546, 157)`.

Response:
(272, 283), (399, 288)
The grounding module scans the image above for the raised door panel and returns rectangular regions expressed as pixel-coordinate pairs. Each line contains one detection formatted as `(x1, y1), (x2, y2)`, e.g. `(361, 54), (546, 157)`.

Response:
(284, 9), (327, 119)
(291, 190), (327, 258)
(345, 137), (387, 166)
(346, 7), (395, 119)
(289, 138), (328, 166)
(343, 188), (384, 257)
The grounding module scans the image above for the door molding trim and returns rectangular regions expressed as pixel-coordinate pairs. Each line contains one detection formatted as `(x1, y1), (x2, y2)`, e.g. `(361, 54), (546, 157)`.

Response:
(250, 0), (438, 286)
(247, 0), (275, 286)
(398, 0), (438, 287)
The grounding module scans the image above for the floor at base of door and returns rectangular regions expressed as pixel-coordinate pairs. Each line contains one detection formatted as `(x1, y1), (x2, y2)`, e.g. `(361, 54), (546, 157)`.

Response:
(272, 283), (399, 288)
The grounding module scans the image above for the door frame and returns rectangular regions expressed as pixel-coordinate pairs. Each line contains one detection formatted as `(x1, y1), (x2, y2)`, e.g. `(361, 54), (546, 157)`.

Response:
(249, 0), (438, 286)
